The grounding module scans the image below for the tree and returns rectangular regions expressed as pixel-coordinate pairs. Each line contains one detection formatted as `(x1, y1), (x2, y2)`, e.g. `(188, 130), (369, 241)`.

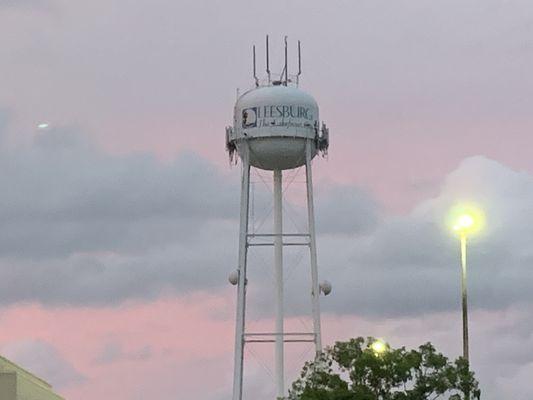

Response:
(289, 337), (480, 400)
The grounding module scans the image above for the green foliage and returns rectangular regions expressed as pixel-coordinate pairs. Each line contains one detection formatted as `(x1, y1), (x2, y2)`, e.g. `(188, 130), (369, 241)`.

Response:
(289, 337), (480, 400)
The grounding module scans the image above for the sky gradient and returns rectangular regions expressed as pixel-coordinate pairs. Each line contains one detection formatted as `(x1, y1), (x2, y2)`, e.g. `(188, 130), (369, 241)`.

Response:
(1, 0), (533, 399)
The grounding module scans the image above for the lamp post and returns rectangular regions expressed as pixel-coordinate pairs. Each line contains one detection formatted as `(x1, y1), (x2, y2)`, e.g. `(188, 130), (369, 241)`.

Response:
(451, 208), (483, 363)
(458, 228), (469, 362)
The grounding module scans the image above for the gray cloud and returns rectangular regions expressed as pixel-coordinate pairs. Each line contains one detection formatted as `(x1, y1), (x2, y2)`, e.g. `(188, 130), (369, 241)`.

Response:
(0, 124), (244, 304)
(1, 339), (84, 388)
(241, 156), (533, 322)
(1, 123), (533, 320)
(0, 125), (239, 259)
(322, 156), (533, 317)
(316, 184), (380, 235)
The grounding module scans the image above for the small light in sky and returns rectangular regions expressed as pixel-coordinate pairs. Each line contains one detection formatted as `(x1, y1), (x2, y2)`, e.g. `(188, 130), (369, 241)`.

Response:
(37, 123), (50, 130)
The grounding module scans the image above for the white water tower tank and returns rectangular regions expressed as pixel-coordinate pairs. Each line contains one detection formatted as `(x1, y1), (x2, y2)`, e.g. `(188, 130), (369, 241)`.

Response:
(226, 37), (328, 171)
(229, 84), (319, 170)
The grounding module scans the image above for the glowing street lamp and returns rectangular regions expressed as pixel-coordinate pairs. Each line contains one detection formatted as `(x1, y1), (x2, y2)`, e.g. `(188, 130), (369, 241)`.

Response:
(370, 339), (387, 355)
(449, 205), (484, 363)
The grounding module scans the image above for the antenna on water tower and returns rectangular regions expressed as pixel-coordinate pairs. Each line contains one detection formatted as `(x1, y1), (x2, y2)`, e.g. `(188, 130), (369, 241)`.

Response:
(266, 35), (271, 84)
(284, 35), (288, 85)
(253, 45), (259, 87)
(225, 36), (330, 400)
(297, 40), (302, 85)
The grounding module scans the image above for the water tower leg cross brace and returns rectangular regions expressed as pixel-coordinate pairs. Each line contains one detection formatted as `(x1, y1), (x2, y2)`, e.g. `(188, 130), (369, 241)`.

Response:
(231, 139), (324, 400)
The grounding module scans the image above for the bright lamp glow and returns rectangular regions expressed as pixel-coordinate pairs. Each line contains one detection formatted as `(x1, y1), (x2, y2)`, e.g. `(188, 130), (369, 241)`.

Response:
(370, 339), (387, 355)
(455, 214), (474, 230)
(448, 204), (485, 236)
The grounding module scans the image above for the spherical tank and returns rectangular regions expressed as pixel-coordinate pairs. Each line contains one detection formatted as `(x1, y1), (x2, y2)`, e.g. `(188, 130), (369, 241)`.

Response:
(229, 85), (319, 170)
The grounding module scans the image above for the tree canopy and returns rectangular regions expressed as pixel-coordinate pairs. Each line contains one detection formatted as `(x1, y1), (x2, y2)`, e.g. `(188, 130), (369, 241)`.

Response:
(289, 337), (480, 400)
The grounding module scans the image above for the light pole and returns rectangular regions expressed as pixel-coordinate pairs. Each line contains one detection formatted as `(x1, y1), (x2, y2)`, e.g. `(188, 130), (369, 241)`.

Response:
(458, 227), (469, 362)
(451, 208), (484, 363)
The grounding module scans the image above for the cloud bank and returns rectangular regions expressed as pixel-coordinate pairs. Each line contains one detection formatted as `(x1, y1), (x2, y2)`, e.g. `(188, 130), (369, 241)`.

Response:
(0, 122), (532, 321)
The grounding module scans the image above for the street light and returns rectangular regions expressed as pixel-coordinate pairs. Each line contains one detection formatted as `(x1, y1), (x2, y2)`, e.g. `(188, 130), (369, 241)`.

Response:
(449, 205), (484, 363)
(370, 339), (387, 355)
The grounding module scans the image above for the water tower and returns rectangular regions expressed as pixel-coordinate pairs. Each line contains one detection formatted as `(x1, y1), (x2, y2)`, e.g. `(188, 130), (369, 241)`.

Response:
(226, 36), (330, 400)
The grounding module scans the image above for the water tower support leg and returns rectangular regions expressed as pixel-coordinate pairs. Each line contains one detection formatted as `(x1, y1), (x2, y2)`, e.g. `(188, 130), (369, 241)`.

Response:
(273, 169), (285, 399)
(305, 140), (323, 355)
(232, 147), (250, 400)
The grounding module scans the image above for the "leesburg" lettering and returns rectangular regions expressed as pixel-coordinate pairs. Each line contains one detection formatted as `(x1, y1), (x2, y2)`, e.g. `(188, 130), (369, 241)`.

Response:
(256, 105), (313, 120)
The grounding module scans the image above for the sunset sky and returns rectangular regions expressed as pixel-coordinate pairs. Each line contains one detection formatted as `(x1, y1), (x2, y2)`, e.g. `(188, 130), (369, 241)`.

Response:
(1, 1), (533, 399)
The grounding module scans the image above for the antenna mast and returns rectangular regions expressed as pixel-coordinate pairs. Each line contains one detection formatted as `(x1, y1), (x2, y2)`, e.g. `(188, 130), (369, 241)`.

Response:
(253, 45), (259, 87)
(266, 35), (271, 84)
(297, 40), (302, 86)
(284, 36), (288, 85)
